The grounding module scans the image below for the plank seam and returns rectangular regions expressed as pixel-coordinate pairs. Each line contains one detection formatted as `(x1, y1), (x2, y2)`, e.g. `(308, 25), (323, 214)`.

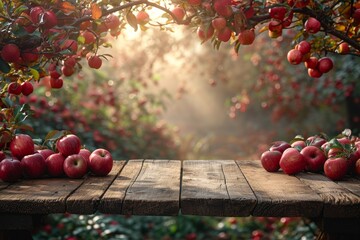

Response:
(64, 175), (88, 213)
(120, 159), (145, 214)
(234, 160), (258, 215)
(95, 160), (127, 212)
(179, 160), (183, 214)
(221, 164), (231, 201)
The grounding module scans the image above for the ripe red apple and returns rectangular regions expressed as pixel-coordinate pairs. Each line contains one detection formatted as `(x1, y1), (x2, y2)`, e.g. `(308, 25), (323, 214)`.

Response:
(21, 48), (39, 63)
(50, 77), (63, 89)
(82, 30), (96, 44)
(238, 29), (255, 45)
(304, 57), (318, 69)
(268, 20), (283, 34)
(61, 39), (78, 54)
(105, 14), (120, 30)
(295, 41), (311, 55)
(10, 134), (35, 160)
(217, 27), (232, 42)
(21, 82), (34, 96)
(301, 146), (326, 172)
(42, 10), (58, 28)
(30, 6), (44, 24)
(0, 158), (22, 182)
(213, 0), (233, 18)
(61, 65), (75, 77)
(56, 134), (81, 157)
(304, 17), (321, 34)
(308, 68), (322, 78)
(8, 82), (22, 95)
(269, 7), (287, 20)
(79, 148), (91, 166)
(1, 44), (21, 63)
(260, 150), (282, 172)
(291, 140), (306, 149)
(287, 49), (303, 65)
(327, 147), (343, 158)
(269, 141), (291, 153)
(338, 42), (350, 54)
(324, 157), (348, 181)
(197, 25), (214, 41)
(63, 154), (88, 178)
(21, 153), (46, 178)
(89, 148), (113, 176)
(307, 136), (327, 148)
(280, 148), (306, 175)
(136, 11), (150, 25)
(317, 57), (333, 73)
(212, 17), (227, 30)
(37, 149), (55, 160)
(45, 153), (65, 177)
(88, 55), (102, 69)
(171, 7), (186, 21)
(355, 159), (360, 176)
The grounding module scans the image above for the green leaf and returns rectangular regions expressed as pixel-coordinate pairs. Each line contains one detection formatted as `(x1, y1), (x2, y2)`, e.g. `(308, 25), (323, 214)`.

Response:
(14, 124), (34, 132)
(0, 57), (11, 73)
(14, 5), (28, 16)
(126, 12), (138, 31)
(30, 68), (40, 81)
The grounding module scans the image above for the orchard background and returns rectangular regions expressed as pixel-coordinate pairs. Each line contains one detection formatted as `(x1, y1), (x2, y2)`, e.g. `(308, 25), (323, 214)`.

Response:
(1, 0), (360, 239)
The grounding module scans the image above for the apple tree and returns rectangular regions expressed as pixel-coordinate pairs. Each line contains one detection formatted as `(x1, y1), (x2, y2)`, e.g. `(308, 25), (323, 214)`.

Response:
(1, 0), (360, 149)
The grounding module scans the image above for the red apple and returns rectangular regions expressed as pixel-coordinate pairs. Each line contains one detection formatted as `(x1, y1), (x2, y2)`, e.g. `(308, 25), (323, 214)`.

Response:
(287, 49), (303, 65)
(238, 29), (255, 45)
(355, 159), (360, 176)
(63, 154), (88, 178)
(304, 57), (318, 69)
(21, 153), (46, 178)
(304, 17), (321, 34)
(213, 0), (233, 18)
(327, 147), (343, 158)
(197, 25), (214, 42)
(56, 134), (81, 157)
(324, 157), (348, 181)
(37, 149), (55, 160)
(21, 82), (34, 96)
(45, 153), (65, 177)
(307, 136), (327, 148)
(295, 41), (311, 55)
(217, 26), (232, 42)
(187, 0), (201, 6)
(10, 134), (35, 160)
(291, 140), (306, 149)
(300, 146), (326, 172)
(0, 158), (22, 182)
(42, 10), (58, 29)
(79, 148), (91, 166)
(212, 17), (227, 30)
(89, 148), (113, 176)
(269, 141), (291, 153)
(280, 148), (306, 175)
(0, 151), (6, 162)
(1, 43), (21, 63)
(308, 68), (322, 78)
(260, 150), (282, 172)
(317, 57), (333, 73)
(269, 7), (287, 20)
(338, 42), (350, 54)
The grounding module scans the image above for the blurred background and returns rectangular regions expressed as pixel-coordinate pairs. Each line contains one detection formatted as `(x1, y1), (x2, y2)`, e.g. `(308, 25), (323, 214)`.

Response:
(28, 24), (360, 239)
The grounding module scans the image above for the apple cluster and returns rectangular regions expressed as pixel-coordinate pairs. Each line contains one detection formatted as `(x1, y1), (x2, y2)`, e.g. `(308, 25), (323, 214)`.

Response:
(260, 130), (360, 181)
(287, 39), (334, 78)
(0, 134), (113, 182)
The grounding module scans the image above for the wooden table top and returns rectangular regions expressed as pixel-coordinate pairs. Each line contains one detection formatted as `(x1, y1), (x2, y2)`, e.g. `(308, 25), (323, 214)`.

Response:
(1, 159), (360, 218)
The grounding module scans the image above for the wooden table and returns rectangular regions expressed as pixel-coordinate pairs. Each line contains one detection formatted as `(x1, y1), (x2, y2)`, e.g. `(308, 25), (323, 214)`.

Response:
(1, 159), (360, 239)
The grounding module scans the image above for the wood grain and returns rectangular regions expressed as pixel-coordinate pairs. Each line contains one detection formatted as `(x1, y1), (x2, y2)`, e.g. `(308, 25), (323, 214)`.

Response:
(181, 160), (257, 216)
(236, 160), (323, 217)
(98, 159), (143, 214)
(0, 177), (84, 214)
(296, 173), (360, 218)
(121, 159), (181, 216)
(65, 161), (126, 214)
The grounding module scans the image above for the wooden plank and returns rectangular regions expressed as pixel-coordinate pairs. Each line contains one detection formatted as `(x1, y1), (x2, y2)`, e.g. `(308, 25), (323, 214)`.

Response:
(0, 181), (11, 191)
(296, 173), (360, 218)
(65, 161), (126, 214)
(0, 177), (84, 214)
(99, 159), (144, 214)
(236, 160), (323, 217)
(181, 160), (257, 216)
(121, 159), (181, 216)
(336, 176), (360, 197)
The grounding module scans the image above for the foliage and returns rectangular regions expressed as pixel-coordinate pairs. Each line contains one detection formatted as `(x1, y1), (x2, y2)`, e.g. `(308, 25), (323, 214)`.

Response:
(33, 214), (318, 240)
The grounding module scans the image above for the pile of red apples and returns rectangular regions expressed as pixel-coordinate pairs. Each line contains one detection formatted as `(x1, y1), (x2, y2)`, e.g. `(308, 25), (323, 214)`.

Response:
(261, 130), (360, 180)
(0, 134), (113, 182)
